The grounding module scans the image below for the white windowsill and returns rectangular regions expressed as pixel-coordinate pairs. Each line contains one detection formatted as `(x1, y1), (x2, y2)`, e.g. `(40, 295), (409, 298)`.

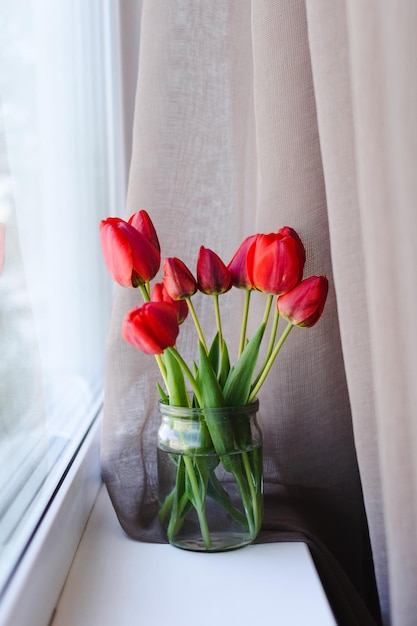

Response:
(51, 486), (337, 626)
(0, 415), (336, 626)
(0, 416), (102, 626)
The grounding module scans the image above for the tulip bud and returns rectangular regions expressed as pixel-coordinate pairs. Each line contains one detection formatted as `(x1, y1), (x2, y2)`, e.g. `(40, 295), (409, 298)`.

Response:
(163, 257), (197, 300)
(122, 301), (180, 354)
(277, 276), (328, 328)
(277, 226), (306, 281)
(128, 210), (160, 252)
(100, 217), (160, 287)
(227, 235), (257, 289)
(152, 282), (189, 324)
(197, 246), (232, 295)
(247, 233), (302, 295)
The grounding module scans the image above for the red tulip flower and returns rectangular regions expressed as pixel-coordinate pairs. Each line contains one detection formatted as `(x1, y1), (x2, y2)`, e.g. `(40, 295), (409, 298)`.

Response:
(129, 210), (160, 252)
(100, 217), (160, 287)
(277, 226), (306, 281)
(163, 257), (197, 300)
(197, 246), (232, 295)
(122, 301), (179, 354)
(152, 282), (189, 324)
(227, 235), (257, 289)
(247, 233), (302, 295)
(277, 276), (329, 328)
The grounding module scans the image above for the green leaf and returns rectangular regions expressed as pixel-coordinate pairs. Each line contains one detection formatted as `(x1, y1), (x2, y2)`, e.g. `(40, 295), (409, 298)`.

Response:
(223, 323), (266, 406)
(198, 342), (240, 455)
(198, 341), (226, 408)
(164, 348), (189, 406)
(156, 382), (169, 404)
(219, 340), (230, 388)
(208, 332), (230, 387)
(208, 332), (221, 371)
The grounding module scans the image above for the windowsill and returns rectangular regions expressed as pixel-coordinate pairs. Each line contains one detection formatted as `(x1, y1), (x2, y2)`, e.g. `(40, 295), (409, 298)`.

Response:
(51, 484), (337, 626)
(0, 416), (102, 626)
(0, 416), (336, 626)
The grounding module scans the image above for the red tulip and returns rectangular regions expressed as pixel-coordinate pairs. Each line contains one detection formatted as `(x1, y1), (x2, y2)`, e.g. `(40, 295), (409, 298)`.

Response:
(163, 257), (197, 300)
(197, 246), (232, 295)
(122, 301), (179, 354)
(277, 226), (305, 281)
(246, 233), (302, 295)
(152, 282), (189, 324)
(128, 210), (160, 252)
(227, 235), (257, 289)
(277, 276), (328, 327)
(100, 217), (160, 287)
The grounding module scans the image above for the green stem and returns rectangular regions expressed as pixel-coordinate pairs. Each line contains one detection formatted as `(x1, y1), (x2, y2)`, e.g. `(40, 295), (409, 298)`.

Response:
(155, 354), (168, 390)
(183, 456), (212, 549)
(207, 474), (249, 529)
(262, 294), (274, 326)
(159, 487), (175, 523)
(238, 290), (252, 357)
(167, 491), (190, 540)
(248, 321), (294, 403)
(251, 307), (280, 390)
(213, 294), (223, 347)
(265, 307), (280, 363)
(241, 451), (261, 533)
(186, 297), (208, 353)
(139, 282), (151, 302)
(166, 347), (203, 407)
(231, 461), (255, 535)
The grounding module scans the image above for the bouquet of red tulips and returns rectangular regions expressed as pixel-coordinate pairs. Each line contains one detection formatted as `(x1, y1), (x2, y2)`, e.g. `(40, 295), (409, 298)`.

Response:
(100, 210), (328, 549)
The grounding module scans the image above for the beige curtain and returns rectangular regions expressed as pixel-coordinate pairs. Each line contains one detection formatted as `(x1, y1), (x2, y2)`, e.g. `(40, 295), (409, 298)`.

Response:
(102, 2), (417, 624)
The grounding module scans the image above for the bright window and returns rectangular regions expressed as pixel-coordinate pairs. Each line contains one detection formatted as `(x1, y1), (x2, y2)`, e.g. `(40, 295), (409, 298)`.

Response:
(0, 0), (126, 596)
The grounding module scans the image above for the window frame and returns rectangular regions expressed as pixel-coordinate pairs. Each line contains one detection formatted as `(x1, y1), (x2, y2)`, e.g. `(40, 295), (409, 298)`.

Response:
(0, 414), (102, 626)
(0, 2), (142, 623)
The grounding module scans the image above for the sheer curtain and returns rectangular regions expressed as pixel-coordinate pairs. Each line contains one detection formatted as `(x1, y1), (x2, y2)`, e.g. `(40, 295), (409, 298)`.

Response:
(102, 2), (417, 625)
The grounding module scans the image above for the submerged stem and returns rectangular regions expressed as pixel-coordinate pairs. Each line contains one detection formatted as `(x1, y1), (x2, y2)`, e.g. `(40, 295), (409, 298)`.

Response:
(183, 456), (212, 549)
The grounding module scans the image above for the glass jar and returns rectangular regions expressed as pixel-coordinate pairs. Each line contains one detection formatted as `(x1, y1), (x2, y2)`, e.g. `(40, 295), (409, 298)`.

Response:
(157, 399), (263, 552)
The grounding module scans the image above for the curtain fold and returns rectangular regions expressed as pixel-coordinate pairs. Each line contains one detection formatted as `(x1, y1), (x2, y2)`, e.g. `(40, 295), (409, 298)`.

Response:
(102, 1), (417, 624)
(306, 2), (417, 624)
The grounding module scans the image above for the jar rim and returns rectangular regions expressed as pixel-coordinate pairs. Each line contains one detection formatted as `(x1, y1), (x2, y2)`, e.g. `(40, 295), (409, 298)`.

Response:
(158, 397), (259, 418)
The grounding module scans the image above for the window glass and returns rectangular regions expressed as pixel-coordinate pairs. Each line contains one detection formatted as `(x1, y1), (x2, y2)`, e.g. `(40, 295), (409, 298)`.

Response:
(0, 0), (124, 595)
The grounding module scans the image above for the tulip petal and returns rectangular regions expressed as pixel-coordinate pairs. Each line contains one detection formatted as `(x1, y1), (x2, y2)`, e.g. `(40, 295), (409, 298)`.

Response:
(163, 257), (197, 300)
(197, 246), (232, 295)
(277, 276), (328, 327)
(100, 219), (137, 287)
(247, 233), (302, 295)
(122, 302), (179, 354)
(129, 210), (160, 252)
(100, 217), (160, 287)
(151, 282), (189, 324)
(227, 235), (257, 289)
